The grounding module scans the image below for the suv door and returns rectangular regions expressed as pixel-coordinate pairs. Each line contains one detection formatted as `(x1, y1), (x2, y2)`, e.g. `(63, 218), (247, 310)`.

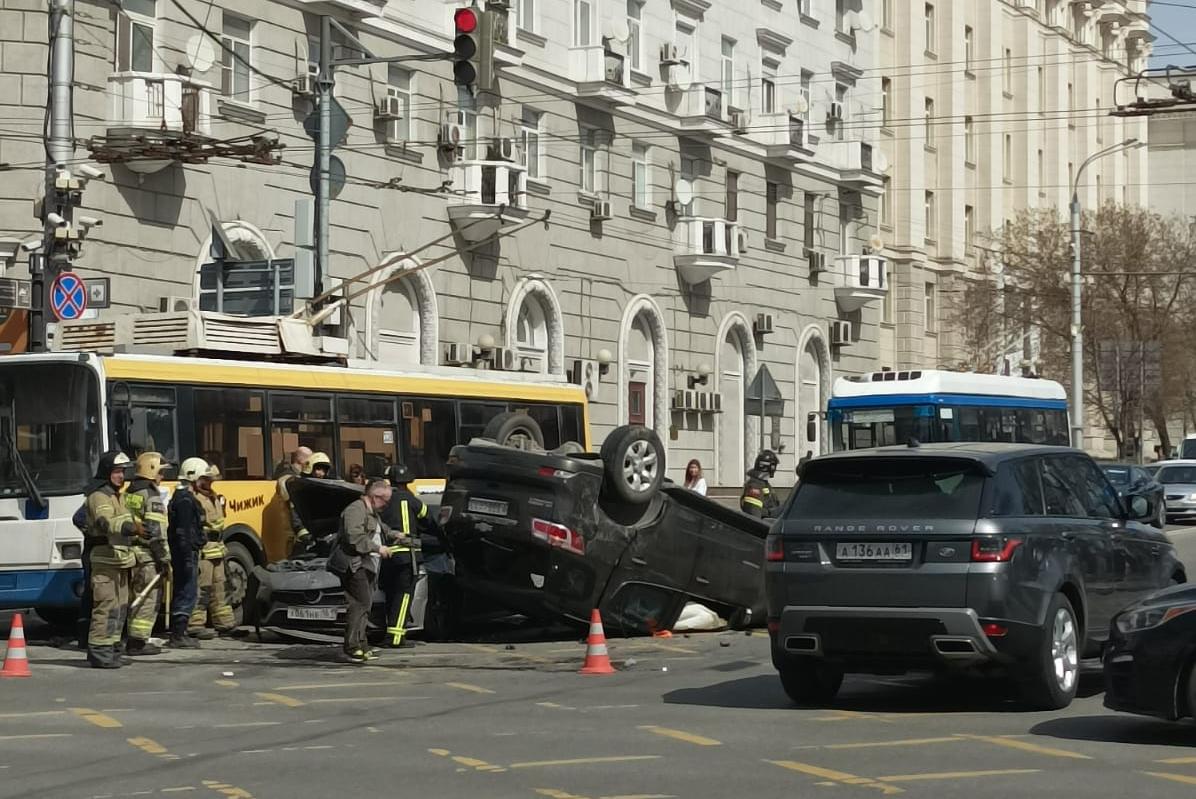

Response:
(1040, 455), (1116, 649)
(1119, 466), (1171, 596)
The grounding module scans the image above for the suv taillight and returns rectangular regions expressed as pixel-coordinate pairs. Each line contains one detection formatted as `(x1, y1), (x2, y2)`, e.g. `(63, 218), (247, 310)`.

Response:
(531, 518), (585, 555)
(971, 537), (1023, 563)
(765, 534), (785, 562)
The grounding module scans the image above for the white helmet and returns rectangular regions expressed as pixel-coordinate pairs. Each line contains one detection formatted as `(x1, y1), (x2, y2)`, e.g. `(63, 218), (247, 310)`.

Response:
(179, 457), (210, 483)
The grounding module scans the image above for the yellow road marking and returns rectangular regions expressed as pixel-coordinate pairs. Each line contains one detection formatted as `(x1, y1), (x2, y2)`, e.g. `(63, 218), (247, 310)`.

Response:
(510, 756), (662, 769)
(537, 702), (575, 710)
(0, 711), (66, 719)
(272, 680), (410, 691)
(426, 748), (505, 772)
(812, 710), (893, 724)
(214, 680), (239, 688)
(766, 760), (902, 795)
(127, 736), (168, 755)
(253, 692), (305, 708)
(462, 642), (553, 664)
(962, 734), (1091, 760)
(70, 708), (122, 728)
(445, 682), (495, 694)
(824, 736), (964, 750)
(1144, 771), (1196, 786)
(0, 733), (72, 741)
(877, 769), (1041, 783)
(201, 779), (255, 798)
(1156, 756), (1196, 764)
(637, 725), (721, 746)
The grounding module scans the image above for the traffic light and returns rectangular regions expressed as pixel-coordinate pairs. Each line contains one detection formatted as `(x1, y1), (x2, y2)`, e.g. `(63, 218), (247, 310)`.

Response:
(452, 7), (479, 88)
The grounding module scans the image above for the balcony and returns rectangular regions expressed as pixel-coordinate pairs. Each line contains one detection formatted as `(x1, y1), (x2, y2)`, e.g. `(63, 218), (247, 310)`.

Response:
(760, 113), (815, 164)
(824, 140), (886, 191)
(569, 46), (636, 105)
(446, 160), (529, 242)
(107, 72), (212, 138)
(674, 217), (741, 285)
(676, 83), (731, 135)
(833, 254), (888, 312)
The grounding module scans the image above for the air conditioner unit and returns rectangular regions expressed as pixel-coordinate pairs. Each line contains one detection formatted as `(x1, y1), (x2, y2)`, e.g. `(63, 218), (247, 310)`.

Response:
(159, 295), (192, 313)
(442, 341), (472, 365)
(672, 389), (688, 410)
(376, 95), (402, 120)
(489, 136), (515, 161)
(807, 249), (827, 274)
(660, 43), (685, 66)
(737, 229), (749, 254)
(729, 109), (748, 132)
(696, 391), (711, 412)
(830, 320), (852, 346)
(710, 393), (722, 413)
(754, 313), (774, 336)
(439, 112), (467, 151)
(828, 101), (844, 121)
(568, 359), (600, 401)
(591, 199), (613, 221)
(292, 63), (319, 97)
(491, 347), (517, 370)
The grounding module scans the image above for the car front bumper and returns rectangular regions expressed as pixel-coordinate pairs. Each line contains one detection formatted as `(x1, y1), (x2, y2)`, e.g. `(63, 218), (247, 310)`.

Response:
(1103, 630), (1191, 720)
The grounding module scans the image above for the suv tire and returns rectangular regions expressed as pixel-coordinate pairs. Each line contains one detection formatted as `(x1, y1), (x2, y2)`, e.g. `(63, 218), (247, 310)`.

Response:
(1020, 593), (1080, 710)
(600, 425), (665, 505)
(483, 412), (545, 450)
(778, 658), (844, 706)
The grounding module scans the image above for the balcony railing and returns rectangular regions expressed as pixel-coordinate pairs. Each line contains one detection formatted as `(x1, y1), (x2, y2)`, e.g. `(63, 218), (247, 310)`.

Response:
(676, 83), (730, 133)
(108, 72), (212, 135)
(674, 217), (741, 284)
(446, 160), (529, 241)
(569, 46), (635, 104)
(832, 254), (888, 312)
(759, 113), (814, 161)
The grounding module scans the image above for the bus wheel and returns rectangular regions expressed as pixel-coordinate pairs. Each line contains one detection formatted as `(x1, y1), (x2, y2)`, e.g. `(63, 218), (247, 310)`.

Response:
(224, 541), (258, 628)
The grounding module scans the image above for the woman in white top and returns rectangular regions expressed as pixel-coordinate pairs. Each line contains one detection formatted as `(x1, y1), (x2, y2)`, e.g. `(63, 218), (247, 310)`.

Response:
(683, 459), (708, 496)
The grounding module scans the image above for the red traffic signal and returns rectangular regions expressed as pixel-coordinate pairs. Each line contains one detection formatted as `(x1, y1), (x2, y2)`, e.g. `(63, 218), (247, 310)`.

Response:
(454, 7), (478, 33)
(453, 6), (480, 87)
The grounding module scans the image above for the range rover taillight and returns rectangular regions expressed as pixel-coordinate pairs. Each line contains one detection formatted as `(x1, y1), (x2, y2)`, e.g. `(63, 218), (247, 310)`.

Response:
(765, 534), (785, 562)
(971, 537), (1023, 563)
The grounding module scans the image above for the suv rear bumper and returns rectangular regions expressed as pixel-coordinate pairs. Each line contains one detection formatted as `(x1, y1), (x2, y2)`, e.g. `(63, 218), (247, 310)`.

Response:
(776, 605), (1003, 667)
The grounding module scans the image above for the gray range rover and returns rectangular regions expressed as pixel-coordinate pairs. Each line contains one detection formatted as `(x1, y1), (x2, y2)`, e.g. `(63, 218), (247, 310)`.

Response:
(766, 443), (1185, 710)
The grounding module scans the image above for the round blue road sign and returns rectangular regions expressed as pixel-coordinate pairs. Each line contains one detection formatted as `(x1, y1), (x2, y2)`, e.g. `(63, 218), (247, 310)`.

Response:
(50, 271), (88, 321)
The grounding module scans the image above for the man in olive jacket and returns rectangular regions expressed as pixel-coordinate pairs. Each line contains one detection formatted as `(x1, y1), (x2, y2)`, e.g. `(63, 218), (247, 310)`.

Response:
(330, 480), (393, 663)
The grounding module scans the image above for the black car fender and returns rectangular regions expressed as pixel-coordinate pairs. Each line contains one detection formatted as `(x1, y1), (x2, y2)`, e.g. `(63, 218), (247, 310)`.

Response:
(1016, 539), (1089, 634)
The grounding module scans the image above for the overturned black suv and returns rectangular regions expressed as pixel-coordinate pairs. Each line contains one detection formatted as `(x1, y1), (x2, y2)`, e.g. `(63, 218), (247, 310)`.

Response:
(440, 416), (768, 636)
(767, 443), (1185, 710)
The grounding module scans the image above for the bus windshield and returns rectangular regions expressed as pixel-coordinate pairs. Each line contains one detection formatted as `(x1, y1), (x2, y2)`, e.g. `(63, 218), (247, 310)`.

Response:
(0, 361), (101, 497)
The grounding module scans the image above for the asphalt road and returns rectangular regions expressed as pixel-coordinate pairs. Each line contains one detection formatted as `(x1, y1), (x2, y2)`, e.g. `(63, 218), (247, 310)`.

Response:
(1, 524), (1195, 799)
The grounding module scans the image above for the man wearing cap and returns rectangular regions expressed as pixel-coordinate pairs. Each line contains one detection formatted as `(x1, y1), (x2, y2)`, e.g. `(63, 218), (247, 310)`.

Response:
(83, 450), (137, 668)
(124, 452), (171, 656)
(167, 457), (208, 649)
(190, 464), (237, 637)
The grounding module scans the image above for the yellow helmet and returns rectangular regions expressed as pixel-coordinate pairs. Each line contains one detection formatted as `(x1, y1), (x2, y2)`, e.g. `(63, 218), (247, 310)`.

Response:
(135, 452), (166, 480)
(308, 452), (332, 474)
(179, 457), (209, 483)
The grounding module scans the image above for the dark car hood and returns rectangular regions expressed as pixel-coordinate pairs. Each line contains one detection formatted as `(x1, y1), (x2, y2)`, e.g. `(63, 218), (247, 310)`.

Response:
(288, 477), (364, 538)
(1122, 582), (1196, 612)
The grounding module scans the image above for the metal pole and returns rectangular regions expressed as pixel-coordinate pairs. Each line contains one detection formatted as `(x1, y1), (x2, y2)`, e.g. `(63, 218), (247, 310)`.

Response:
(1070, 192), (1083, 450)
(315, 15), (333, 299)
(1139, 343), (1146, 466)
(759, 389), (765, 455)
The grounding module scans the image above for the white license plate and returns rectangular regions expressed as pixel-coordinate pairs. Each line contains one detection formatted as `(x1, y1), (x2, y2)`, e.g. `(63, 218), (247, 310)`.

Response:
(836, 542), (912, 561)
(469, 497), (509, 516)
(286, 606), (338, 621)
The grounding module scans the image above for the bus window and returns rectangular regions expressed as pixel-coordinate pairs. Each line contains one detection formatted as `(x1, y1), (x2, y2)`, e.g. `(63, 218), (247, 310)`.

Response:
(269, 393), (334, 476)
(194, 388), (267, 480)
(400, 398), (457, 478)
(561, 404), (584, 448)
(112, 385), (178, 463)
(338, 396), (397, 479)
(518, 404), (561, 450)
(458, 401), (508, 443)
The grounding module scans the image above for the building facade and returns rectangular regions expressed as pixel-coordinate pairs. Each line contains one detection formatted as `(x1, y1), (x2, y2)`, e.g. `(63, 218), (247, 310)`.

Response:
(0, 0), (891, 486)
(878, 0), (1150, 372)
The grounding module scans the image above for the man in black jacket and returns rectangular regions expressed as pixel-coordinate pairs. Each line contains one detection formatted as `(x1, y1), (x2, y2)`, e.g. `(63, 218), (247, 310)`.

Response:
(379, 463), (443, 647)
(166, 458), (209, 649)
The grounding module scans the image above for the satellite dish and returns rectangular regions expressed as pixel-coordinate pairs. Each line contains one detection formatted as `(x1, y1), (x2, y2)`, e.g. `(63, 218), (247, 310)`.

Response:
(183, 33), (217, 73)
(607, 18), (631, 43)
(854, 10), (876, 32)
(868, 233), (886, 251)
(875, 150), (891, 174)
(672, 64), (693, 92)
(674, 178), (695, 207)
(791, 96), (810, 115)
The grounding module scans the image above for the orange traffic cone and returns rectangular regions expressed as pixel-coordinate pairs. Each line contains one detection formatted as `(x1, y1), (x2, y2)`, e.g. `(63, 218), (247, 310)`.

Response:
(1, 613), (31, 678)
(579, 609), (615, 675)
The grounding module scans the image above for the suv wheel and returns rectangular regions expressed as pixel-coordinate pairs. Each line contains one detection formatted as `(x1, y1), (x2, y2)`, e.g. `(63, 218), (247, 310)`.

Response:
(1020, 593), (1080, 710)
(482, 412), (545, 450)
(778, 658), (843, 706)
(600, 425), (665, 505)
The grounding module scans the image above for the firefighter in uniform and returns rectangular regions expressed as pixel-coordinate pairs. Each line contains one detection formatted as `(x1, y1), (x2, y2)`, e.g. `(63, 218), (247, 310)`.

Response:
(278, 447), (313, 553)
(740, 450), (781, 519)
(84, 450), (137, 669)
(167, 457), (208, 649)
(379, 463), (442, 648)
(190, 464), (237, 637)
(124, 452), (171, 655)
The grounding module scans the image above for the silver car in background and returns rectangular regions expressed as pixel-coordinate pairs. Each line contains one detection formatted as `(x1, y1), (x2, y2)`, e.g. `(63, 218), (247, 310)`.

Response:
(1157, 461), (1196, 523)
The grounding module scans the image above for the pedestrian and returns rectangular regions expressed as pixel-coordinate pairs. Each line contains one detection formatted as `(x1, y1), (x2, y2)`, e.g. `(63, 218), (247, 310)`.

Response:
(190, 464), (238, 638)
(308, 451), (333, 479)
(277, 446), (313, 553)
(83, 450), (136, 669)
(348, 464), (368, 486)
(124, 452), (171, 656)
(683, 459), (708, 496)
(379, 463), (443, 648)
(166, 458), (208, 649)
(328, 479), (393, 663)
(740, 450), (780, 518)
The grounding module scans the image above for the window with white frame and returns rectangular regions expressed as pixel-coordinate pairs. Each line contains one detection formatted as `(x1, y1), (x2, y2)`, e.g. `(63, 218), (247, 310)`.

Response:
(924, 3), (935, 54)
(383, 65), (412, 143)
(199, 258), (294, 316)
(574, 0), (593, 47)
(964, 204), (974, 252)
(799, 0), (813, 17)
(632, 141), (651, 209)
(924, 282), (937, 332)
(627, 0), (643, 72)
(116, 0), (156, 73)
(924, 191), (935, 240)
(881, 0), (893, 29)
(1003, 134), (1012, 181)
(924, 97), (934, 144)
(515, 295), (548, 364)
(832, 82), (848, 141)
(221, 14), (252, 101)
(881, 77), (891, 127)
(1003, 48), (1013, 94)
(1038, 66), (1046, 113)
(800, 70), (813, 121)
(579, 128), (607, 195)
(766, 182), (779, 240)
(721, 37), (736, 109)
(675, 20), (696, 80)
(1037, 148), (1045, 196)
(881, 178), (892, 228)
(516, 0), (537, 33)
(964, 25), (973, 72)
(761, 59), (778, 115)
(836, 0), (848, 32)
(519, 107), (543, 180)
(964, 115), (975, 163)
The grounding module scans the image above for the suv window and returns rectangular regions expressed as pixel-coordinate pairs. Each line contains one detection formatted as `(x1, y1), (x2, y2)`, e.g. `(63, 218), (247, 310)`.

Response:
(1070, 455), (1122, 518)
(992, 458), (1044, 516)
(1041, 456), (1087, 517)
(787, 457), (986, 520)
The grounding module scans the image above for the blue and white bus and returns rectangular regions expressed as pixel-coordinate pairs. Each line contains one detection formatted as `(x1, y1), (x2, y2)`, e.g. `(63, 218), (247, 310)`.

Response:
(828, 369), (1070, 451)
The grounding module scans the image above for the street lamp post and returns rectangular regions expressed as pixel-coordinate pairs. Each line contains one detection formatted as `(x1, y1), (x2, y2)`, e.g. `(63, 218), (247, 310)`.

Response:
(1069, 137), (1142, 450)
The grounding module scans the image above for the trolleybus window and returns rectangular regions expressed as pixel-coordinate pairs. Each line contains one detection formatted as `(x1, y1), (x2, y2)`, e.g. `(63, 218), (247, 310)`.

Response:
(338, 395), (398, 479)
(400, 398), (457, 479)
(269, 393), (334, 475)
(111, 384), (178, 463)
(194, 388), (267, 480)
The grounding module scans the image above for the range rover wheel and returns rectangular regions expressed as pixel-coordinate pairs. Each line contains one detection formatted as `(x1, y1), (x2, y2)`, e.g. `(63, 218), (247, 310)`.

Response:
(483, 412), (545, 450)
(1020, 593), (1080, 710)
(1155, 500), (1167, 530)
(600, 425), (665, 505)
(778, 658), (843, 706)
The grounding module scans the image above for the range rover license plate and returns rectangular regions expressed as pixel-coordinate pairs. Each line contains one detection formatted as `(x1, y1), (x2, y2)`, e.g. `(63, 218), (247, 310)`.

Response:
(836, 542), (912, 561)
(468, 497), (509, 516)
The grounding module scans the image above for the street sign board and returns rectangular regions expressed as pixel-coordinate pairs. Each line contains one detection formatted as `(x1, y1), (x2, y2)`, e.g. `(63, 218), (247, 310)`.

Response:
(86, 277), (111, 309)
(310, 155), (347, 200)
(50, 271), (87, 321)
(303, 99), (351, 146)
(745, 363), (786, 418)
(0, 278), (31, 309)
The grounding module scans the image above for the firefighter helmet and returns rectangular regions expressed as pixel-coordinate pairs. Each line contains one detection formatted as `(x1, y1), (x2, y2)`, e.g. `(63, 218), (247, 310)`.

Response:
(386, 462), (413, 486)
(753, 449), (779, 476)
(135, 452), (167, 480)
(95, 450), (131, 480)
(179, 457), (209, 483)
(308, 452), (332, 476)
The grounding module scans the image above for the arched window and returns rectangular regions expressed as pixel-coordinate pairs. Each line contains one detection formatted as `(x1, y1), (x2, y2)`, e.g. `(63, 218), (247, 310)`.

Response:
(796, 325), (831, 456)
(366, 257), (439, 366)
(505, 277), (565, 375)
(193, 222), (279, 316)
(377, 278), (420, 365)
(715, 313), (758, 486)
(618, 294), (669, 443)
(515, 295), (548, 364)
